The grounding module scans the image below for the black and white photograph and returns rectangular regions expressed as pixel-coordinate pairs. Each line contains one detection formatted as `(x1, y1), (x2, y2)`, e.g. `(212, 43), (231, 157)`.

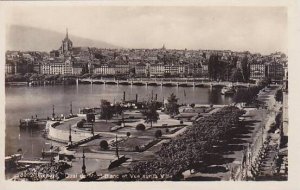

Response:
(0, 1), (296, 187)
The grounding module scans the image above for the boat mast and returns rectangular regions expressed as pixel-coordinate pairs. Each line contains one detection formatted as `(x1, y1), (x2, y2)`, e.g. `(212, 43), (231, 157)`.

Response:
(70, 101), (73, 115)
(68, 125), (72, 145)
(52, 105), (55, 119)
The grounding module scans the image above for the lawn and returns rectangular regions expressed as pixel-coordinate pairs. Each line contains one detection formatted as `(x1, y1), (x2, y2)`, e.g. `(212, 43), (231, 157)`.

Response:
(117, 137), (159, 151)
(93, 121), (116, 132)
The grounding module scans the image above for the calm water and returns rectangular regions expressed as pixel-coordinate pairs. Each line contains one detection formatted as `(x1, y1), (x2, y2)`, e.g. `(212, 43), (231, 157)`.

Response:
(5, 84), (232, 157)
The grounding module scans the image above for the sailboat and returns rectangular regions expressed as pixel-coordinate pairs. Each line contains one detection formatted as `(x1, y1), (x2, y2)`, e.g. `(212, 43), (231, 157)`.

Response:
(108, 135), (127, 170)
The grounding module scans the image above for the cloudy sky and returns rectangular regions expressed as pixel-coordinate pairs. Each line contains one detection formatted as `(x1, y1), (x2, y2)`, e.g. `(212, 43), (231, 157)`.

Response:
(5, 6), (287, 54)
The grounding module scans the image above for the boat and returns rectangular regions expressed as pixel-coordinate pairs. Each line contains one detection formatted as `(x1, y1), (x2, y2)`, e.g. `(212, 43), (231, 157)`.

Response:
(108, 155), (127, 170)
(19, 118), (39, 129)
(221, 86), (236, 95)
(5, 154), (22, 171)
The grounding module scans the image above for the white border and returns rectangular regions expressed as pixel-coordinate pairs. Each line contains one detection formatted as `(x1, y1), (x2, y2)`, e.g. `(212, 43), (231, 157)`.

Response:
(0, 1), (299, 190)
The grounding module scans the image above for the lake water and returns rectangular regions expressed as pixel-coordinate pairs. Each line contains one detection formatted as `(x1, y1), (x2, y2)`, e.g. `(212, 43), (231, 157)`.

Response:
(5, 84), (232, 157)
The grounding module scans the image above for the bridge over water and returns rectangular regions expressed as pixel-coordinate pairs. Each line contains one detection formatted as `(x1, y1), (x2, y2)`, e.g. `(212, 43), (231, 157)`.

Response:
(77, 78), (255, 88)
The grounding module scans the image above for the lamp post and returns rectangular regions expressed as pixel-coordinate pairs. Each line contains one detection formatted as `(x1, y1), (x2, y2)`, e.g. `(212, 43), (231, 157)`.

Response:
(82, 148), (87, 177)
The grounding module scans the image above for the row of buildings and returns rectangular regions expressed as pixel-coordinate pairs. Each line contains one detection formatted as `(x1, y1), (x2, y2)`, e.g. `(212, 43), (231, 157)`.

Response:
(5, 29), (287, 82)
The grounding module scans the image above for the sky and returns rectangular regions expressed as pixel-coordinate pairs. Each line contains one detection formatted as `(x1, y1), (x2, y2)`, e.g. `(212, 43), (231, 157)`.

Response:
(5, 6), (287, 54)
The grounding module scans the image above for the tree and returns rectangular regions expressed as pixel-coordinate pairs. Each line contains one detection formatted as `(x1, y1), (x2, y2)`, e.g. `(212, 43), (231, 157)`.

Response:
(155, 130), (162, 138)
(258, 77), (271, 88)
(100, 140), (109, 150)
(166, 93), (179, 116)
(126, 132), (131, 138)
(275, 89), (283, 102)
(240, 56), (250, 82)
(114, 103), (123, 116)
(233, 86), (261, 105)
(136, 123), (146, 130)
(190, 103), (195, 108)
(208, 54), (219, 80)
(230, 68), (244, 82)
(100, 100), (113, 122)
(142, 101), (159, 128)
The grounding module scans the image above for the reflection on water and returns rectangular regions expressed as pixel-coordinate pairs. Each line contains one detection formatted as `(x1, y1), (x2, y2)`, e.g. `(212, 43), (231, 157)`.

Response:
(5, 84), (232, 157)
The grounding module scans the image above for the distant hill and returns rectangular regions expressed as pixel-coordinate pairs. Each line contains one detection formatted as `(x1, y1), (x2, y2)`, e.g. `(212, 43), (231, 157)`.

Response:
(6, 25), (120, 51)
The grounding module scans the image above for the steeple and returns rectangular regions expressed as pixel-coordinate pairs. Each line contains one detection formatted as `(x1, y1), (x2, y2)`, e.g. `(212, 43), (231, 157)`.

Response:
(61, 28), (73, 55)
(66, 28), (69, 39)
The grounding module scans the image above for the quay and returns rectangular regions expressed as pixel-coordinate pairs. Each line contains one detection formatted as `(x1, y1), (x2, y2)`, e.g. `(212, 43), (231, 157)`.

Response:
(17, 160), (51, 165)
(67, 134), (101, 149)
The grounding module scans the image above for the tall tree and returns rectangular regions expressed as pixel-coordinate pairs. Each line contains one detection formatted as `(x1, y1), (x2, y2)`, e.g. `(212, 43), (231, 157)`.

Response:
(142, 101), (159, 128)
(241, 56), (250, 82)
(166, 93), (179, 116)
(208, 54), (221, 80)
(100, 99), (113, 122)
(230, 68), (244, 82)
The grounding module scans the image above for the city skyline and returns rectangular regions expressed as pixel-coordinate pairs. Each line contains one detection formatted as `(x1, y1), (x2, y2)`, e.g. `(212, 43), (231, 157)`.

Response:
(3, 2), (290, 184)
(5, 6), (287, 54)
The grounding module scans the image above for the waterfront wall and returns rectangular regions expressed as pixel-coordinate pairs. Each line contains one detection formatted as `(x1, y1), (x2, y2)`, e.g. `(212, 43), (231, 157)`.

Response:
(47, 121), (93, 143)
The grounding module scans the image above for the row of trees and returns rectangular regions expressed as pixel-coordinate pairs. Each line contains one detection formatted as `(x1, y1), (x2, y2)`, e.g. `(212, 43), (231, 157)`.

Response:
(208, 54), (251, 82)
(233, 78), (271, 105)
(99, 92), (180, 128)
(5, 73), (78, 82)
(129, 106), (246, 179)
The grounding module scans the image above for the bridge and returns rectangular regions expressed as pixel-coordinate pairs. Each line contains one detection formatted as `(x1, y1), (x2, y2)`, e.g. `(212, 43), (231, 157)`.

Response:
(77, 78), (255, 88)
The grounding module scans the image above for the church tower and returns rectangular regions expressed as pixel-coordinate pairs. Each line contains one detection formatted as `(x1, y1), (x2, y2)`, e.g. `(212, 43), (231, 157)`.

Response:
(60, 28), (73, 56)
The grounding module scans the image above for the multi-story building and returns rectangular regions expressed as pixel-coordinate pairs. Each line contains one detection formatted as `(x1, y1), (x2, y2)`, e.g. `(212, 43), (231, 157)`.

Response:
(50, 60), (72, 75)
(72, 63), (83, 75)
(135, 63), (148, 77)
(41, 62), (51, 75)
(115, 64), (130, 76)
(5, 60), (15, 74)
(178, 64), (187, 77)
(164, 64), (179, 76)
(41, 58), (73, 75)
(266, 61), (284, 83)
(250, 62), (266, 80)
(187, 63), (202, 77)
(5, 60), (29, 75)
(201, 62), (209, 78)
(93, 64), (116, 76)
(150, 63), (165, 77)
(32, 63), (41, 74)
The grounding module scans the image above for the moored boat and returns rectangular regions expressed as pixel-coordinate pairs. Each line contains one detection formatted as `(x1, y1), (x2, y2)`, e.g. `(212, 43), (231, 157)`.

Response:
(19, 118), (39, 129)
(108, 155), (127, 170)
(221, 86), (236, 95)
(5, 154), (22, 171)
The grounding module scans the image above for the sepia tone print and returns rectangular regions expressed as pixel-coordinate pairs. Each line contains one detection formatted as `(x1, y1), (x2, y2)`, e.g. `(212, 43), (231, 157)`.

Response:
(4, 5), (288, 181)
